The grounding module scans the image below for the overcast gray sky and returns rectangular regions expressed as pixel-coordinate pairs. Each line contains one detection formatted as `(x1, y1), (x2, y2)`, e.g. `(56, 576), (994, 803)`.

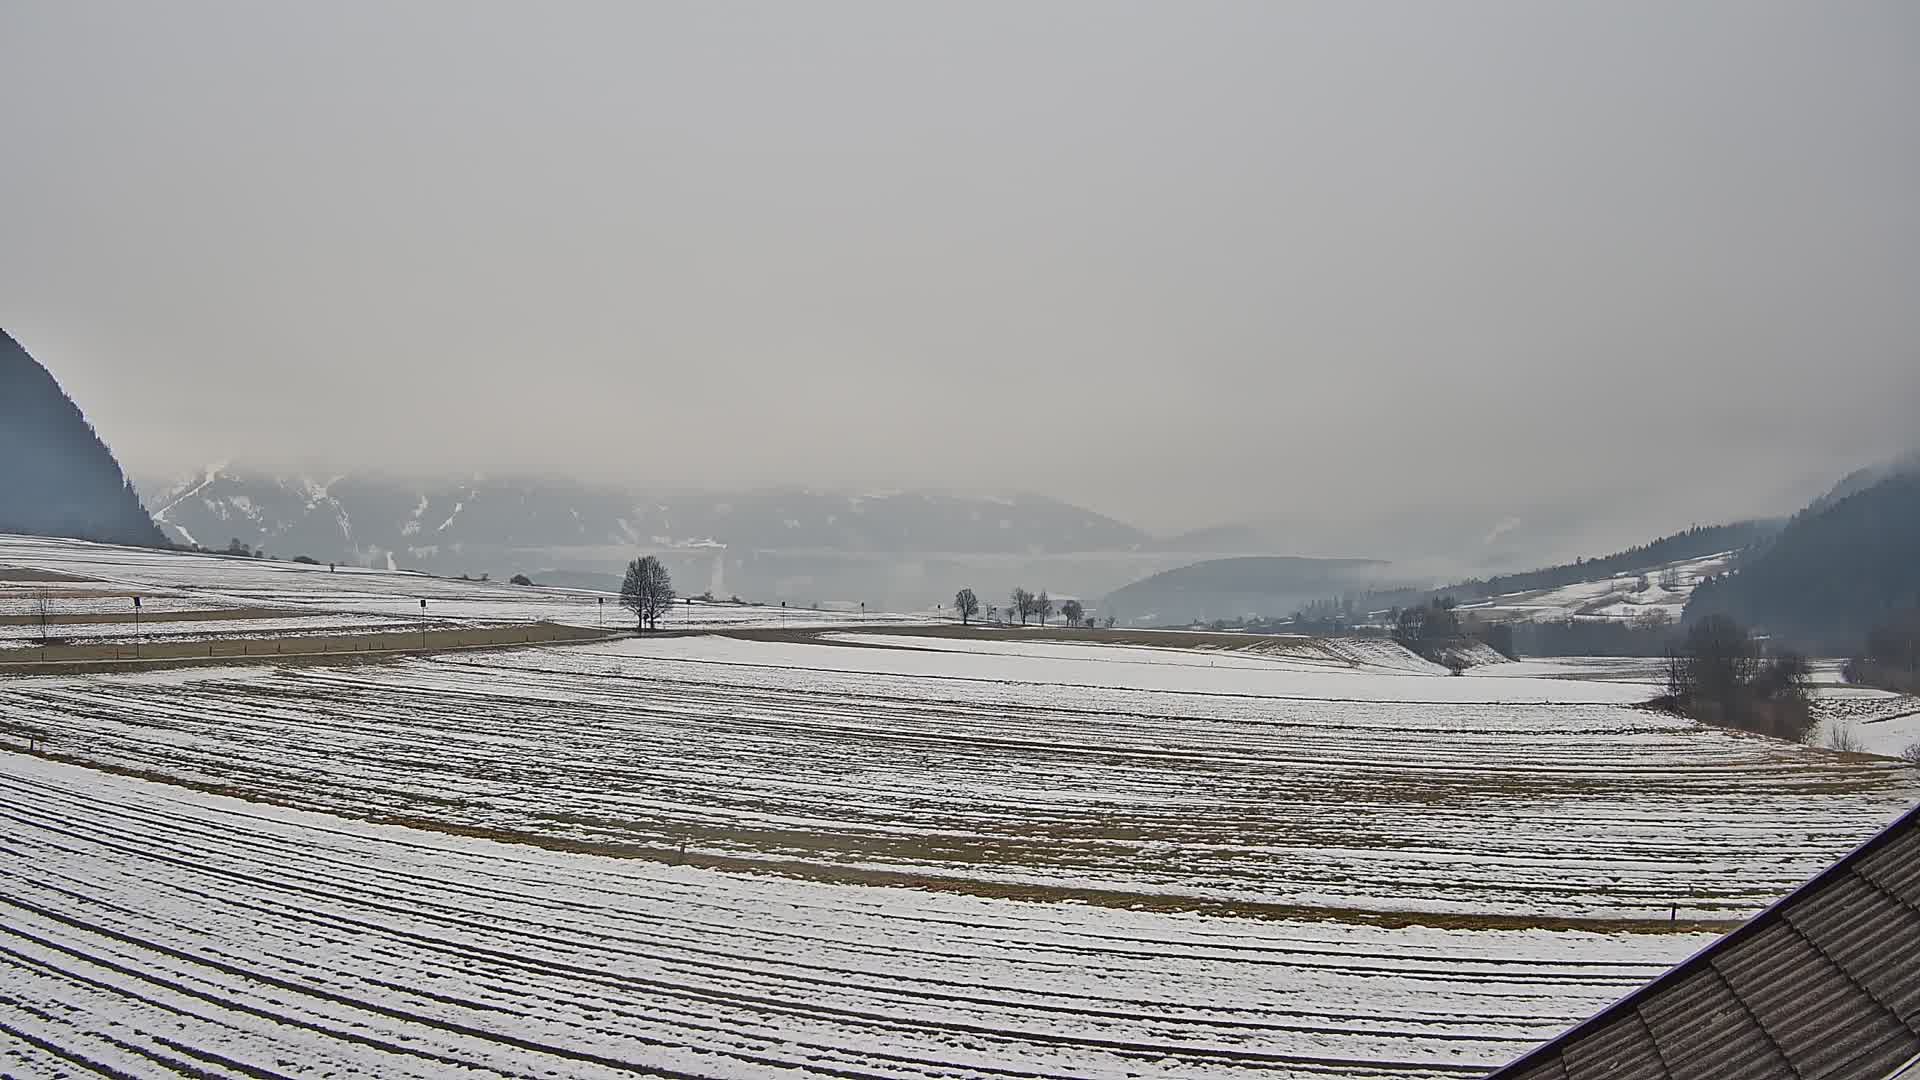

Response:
(3, 1), (1916, 539)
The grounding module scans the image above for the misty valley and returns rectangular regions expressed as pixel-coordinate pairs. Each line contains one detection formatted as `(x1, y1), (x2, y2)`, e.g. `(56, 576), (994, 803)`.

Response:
(4, 5), (1918, 1079)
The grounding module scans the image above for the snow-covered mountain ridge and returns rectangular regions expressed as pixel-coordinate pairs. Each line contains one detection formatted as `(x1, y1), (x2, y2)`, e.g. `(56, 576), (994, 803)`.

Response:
(142, 467), (1153, 579)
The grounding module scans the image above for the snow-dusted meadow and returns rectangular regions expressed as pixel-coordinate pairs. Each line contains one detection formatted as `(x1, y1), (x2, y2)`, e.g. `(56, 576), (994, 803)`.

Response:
(0, 612), (420, 648)
(0, 533), (932, 632)
(6, 630), (1917, 925)
(1815, 693), (1920, 759)
(1, 753), (1707, 1079)
(4, 534), (1919, 1077)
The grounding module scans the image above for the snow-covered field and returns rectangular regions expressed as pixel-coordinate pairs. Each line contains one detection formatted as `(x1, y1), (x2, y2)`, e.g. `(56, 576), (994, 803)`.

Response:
(0, 587), (241, 616)
(7, 633), (1914, 923)
(0, 533), (935, 632)
(0, 753), (1704, 1079)
(0, 612), (418, 648)
(1490, 657), (1920, 756)
(4, 535), (1919, 1078)
(1815, 693), (1920, 759)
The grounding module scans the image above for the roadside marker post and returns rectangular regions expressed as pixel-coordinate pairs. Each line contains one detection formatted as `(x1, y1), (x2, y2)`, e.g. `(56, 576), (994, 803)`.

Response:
(133, 595), (141, 659)
(420, 599), (428, 650)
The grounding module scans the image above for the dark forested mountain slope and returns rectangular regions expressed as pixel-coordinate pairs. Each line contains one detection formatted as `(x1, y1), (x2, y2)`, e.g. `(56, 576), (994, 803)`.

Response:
(1684, 468), (1920, 651)
(0, 330), (166, 547)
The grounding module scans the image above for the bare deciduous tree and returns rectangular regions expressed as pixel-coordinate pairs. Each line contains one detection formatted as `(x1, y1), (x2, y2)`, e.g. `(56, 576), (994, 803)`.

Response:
(954, 587), (979, 625)
(1034, 591), (1054, 626)
(1010, 587), (1033, 625)
(1061, 599), (1084, 626)
(620, 555), (675, 632)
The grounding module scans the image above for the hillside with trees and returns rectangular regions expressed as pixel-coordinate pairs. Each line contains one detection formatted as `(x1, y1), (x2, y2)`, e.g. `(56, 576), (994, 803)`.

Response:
(1441, 520), (1779, 605)
(1100, 556), (1388, 626)
(1684, 469), (1920, 652)
(1264, 521), (1778, 648)
(0, 329), (167, 548)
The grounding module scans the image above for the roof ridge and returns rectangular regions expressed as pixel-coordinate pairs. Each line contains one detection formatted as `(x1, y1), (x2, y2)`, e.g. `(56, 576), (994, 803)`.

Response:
(1489, 800), (1920, 1078)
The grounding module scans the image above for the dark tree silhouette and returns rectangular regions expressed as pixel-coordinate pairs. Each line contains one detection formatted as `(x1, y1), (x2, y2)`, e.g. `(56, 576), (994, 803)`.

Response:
(620, 556), (675, 631)
(1663, 614), (1811, 740)
(1009, 587), (1034, 625)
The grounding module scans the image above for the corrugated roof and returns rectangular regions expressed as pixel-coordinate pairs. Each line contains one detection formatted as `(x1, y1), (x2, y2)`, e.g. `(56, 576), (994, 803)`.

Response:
(1489, 803), (1920, 1080)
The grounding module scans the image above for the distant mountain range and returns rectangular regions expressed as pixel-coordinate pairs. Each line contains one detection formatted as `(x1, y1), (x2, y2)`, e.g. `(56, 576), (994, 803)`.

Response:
(145, 469), (1151, 561)
(1, 330), (166, 548)
(138, 468), (1180, 608)
(125, 452), (1919, 634)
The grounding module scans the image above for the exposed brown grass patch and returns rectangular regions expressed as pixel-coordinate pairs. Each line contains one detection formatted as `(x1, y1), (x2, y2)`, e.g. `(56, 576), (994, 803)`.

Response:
(722, 623), (1338, 658)
(0, 607), (297, 626)
(0, 567), (94, 582)
(0, 622), (612, 673)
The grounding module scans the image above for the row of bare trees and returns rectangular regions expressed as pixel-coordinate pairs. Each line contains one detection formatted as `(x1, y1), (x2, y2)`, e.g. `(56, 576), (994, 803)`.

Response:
(951, 587), (1086, 627)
